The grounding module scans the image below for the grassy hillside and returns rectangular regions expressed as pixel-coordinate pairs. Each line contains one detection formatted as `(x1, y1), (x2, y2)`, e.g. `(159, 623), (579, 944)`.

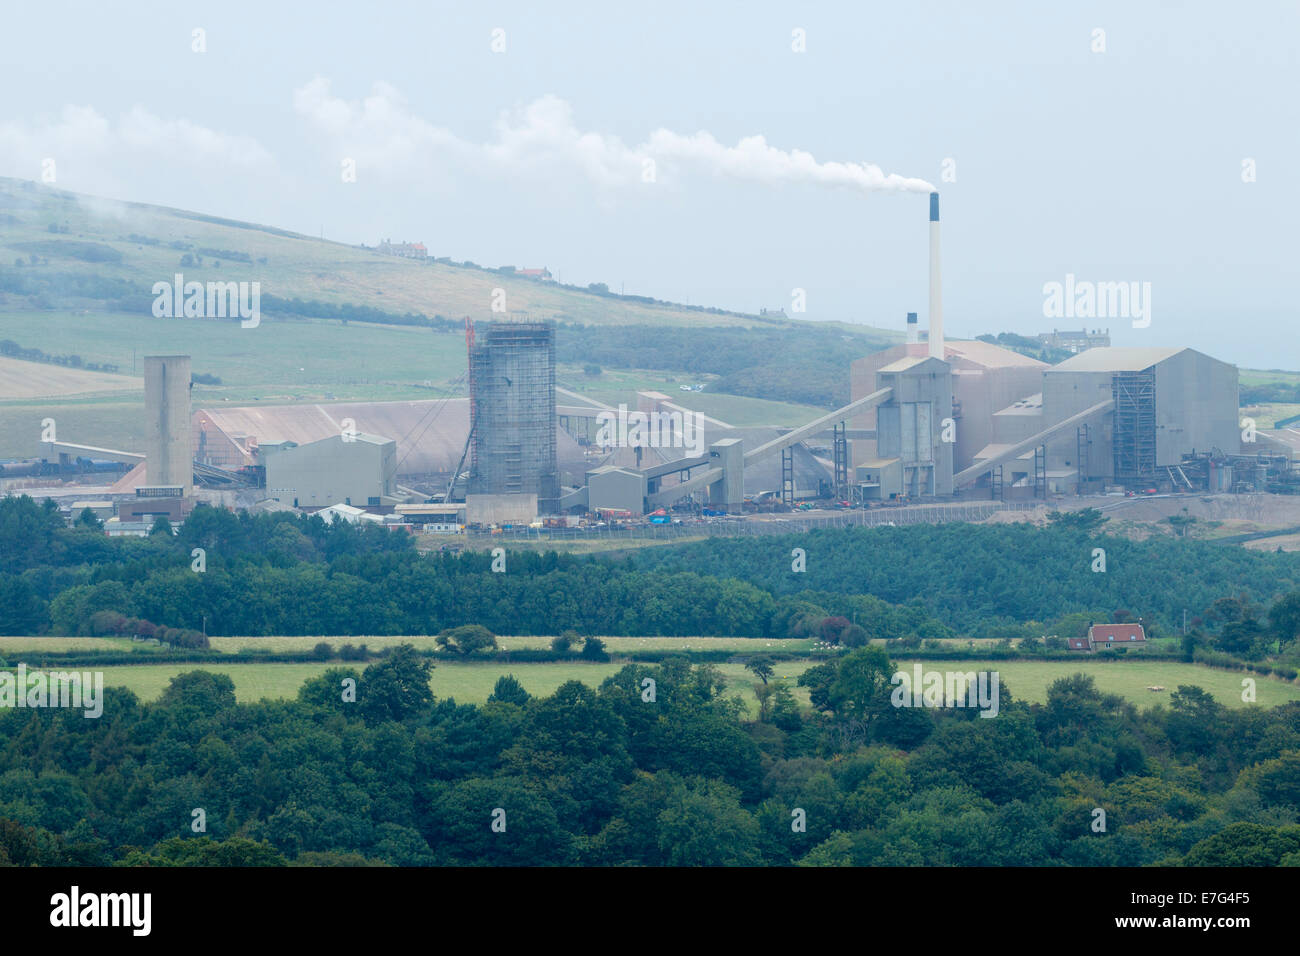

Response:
(0, 177), (898, 456)
(0, 177), (773, 328)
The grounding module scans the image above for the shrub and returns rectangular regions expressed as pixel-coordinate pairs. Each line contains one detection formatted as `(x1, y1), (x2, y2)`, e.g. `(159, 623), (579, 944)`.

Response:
(819, 616), (854, 645)
(551, 630), (580, 653)
(436, 625), (498, 656)
(88, 610), (127, 636)
(488, 674), (531, 705)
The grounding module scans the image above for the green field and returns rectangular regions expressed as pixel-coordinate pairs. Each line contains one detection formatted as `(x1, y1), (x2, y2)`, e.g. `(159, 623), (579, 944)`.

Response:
(1241, 369), (1300, 387)
(0, 176), (898, 457)
(0, 634), (809, 655)
(0, 177), (768, 329)
(20, 654), (1294, 713)
(1239, 402), (1300, 430)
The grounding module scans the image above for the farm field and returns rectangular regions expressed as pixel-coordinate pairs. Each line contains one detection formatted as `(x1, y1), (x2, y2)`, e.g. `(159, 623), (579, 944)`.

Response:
(39, 655), (1300, 712)
(0, 634), (814, 655)
(0, 311), (470, 395)
(0, 314), (831, 458)
(203, 635), (812, 654)
(0, 354), (140, 399)
(1241, 369), (1300, 386)
(1240, 402), (1300, 430)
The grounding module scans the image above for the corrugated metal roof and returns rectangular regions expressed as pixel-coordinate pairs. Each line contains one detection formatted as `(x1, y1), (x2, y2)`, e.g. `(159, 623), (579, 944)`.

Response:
(943, 340), (1048, 368)
(880, 356), (928, 372)
(1047, 347), (1182, 372)
(198, 399), (584, 475)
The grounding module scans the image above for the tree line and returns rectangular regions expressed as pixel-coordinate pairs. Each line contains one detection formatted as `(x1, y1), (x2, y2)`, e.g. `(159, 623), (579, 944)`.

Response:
(1, 649), (1297, 867)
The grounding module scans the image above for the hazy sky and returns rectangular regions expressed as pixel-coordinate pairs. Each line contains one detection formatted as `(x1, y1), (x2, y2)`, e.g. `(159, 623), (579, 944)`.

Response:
(1, 1), (1295, 367)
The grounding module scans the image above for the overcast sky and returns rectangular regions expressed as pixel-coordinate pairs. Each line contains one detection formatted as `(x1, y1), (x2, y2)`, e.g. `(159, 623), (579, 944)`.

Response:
(1, 1), (1295, 367)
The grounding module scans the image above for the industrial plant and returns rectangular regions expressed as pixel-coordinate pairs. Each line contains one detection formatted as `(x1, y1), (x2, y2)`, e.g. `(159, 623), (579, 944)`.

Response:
(2, 191), (1295, 534)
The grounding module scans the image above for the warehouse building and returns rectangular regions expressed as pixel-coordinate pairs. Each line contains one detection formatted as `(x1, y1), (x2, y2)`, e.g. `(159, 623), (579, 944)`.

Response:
(262, 432), (397, 508)
(849, 333), (1242, 498)
(850, 339), (1046, 479)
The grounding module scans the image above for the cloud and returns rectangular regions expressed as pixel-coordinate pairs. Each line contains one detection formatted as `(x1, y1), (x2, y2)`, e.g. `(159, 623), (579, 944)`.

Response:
(293, 78), (935, 194)
(0, 104), (276, 197)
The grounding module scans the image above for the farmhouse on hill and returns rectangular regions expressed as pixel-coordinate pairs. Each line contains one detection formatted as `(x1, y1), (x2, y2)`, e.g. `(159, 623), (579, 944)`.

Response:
(1068, 621), (1147, 652)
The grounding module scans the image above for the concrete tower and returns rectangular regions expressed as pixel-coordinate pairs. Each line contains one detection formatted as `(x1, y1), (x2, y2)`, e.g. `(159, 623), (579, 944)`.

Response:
(144, 355), (192, 495)
(928, 192), (944, 360)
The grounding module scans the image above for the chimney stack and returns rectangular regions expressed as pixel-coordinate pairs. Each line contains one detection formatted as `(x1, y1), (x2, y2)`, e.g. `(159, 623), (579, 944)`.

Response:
(906, 311), (918, 345)
(928, 192), (944, 360)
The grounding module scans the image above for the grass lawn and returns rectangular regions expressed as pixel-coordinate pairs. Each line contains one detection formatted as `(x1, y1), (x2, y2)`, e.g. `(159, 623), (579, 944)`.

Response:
(896, 658), (1300, 710)
(197, 635), (814, 654)
(46, 654), (1299, 714)
(0, 636), (136, 653)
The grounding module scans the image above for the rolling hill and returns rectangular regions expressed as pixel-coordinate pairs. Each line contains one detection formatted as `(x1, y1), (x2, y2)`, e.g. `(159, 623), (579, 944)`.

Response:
(0, 176), (906, 458)
(0, 175), (858, 330)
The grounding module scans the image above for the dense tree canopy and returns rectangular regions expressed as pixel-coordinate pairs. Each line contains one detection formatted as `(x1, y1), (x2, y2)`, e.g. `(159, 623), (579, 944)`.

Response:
(1, 652), (1296, 867)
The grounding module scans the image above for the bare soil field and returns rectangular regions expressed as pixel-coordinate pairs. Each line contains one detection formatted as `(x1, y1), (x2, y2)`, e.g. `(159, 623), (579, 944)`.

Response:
(0, 354), (139, 399)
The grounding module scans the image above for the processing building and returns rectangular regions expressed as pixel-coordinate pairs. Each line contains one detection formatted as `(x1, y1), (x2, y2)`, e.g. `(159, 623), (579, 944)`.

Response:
(467, 320), (560, 514)
(838, 191), (1244, 500)
(262, 432), (398, 509)
(851, 339), (1047, 497)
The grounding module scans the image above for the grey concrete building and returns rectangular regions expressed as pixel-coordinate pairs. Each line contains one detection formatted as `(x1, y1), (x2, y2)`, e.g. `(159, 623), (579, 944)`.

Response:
(874, 355), (955, 496)
(1037, 346), (1240, 486)
(144, 355), (193, 495)
(851, 340), (1045, 475)
(970, 347), (1240, 493)
(586, 465), (648, 515)
(263, 432), (397, 508)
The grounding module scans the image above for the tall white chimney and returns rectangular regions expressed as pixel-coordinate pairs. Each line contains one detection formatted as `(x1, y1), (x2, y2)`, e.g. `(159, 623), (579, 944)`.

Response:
(928, 191), (944, 360)
(905, 311), (919, 345)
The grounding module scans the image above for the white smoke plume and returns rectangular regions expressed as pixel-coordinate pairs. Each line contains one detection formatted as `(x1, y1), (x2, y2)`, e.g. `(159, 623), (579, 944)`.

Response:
(294, 79), (935, 194)
(644, 129), (934, 194)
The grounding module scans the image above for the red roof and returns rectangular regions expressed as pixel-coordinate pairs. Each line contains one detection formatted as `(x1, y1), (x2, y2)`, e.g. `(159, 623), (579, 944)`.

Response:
(1066, 637), (1092, 650)
(1088, 623), (1146, 643)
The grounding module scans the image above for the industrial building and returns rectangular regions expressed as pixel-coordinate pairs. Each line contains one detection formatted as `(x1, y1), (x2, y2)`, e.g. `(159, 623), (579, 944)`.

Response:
(143, 355), (193, 496)
(851, 340), (1243, 498)
(998, 346), (1241, 494)
(556, 189), (1256, 510)
(9, 187), (1269, 530)
(466, 320), (560, 514)
(262, 432), (398, 508)
(851, 339), (1047, 479)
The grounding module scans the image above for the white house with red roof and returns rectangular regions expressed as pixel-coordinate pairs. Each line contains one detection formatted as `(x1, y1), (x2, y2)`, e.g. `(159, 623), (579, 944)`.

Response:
(1067, 621), (1147, 652)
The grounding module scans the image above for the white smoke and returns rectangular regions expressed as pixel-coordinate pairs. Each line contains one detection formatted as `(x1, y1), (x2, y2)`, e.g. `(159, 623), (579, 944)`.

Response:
(293, 79), (935, 194)
(644, 129), (934, 194)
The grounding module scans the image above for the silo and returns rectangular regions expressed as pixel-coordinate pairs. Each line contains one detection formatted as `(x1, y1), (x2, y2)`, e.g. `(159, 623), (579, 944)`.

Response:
(143, 354), (193, 495)
(467, 321), (559, 512)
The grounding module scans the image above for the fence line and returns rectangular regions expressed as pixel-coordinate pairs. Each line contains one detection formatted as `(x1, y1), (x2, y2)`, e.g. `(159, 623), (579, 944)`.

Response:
(459, 501), (1043, 545)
